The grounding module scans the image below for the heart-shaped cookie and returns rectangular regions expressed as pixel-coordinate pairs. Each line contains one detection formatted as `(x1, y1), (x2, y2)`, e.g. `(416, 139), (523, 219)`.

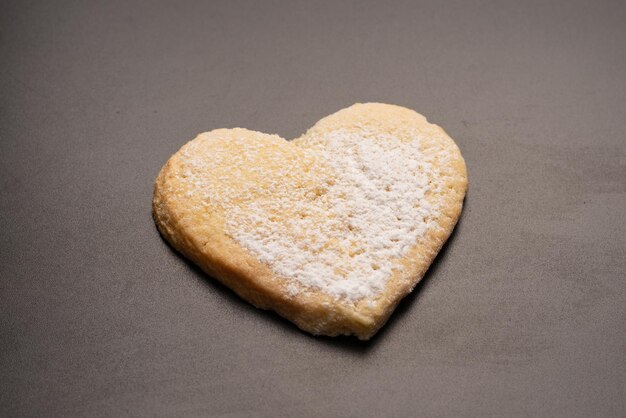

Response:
(153, 103), (467, 339)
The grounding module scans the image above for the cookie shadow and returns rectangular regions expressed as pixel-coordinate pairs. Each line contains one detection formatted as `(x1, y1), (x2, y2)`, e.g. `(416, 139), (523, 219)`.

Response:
(156, 196), (467, 355)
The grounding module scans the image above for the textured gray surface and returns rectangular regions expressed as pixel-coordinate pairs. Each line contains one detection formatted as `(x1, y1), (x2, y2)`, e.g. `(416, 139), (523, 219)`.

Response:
(1, 0), (625, 416)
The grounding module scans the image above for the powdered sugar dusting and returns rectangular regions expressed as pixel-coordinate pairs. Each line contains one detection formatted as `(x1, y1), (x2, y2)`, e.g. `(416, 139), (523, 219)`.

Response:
(178, 128), (449, 301)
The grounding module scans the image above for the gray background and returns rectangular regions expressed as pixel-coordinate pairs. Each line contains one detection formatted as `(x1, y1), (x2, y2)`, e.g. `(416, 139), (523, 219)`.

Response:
(1, 0), (625, 416)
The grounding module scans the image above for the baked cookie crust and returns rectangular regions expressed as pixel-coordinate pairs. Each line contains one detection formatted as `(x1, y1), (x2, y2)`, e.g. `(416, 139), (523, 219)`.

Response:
(153, 103), (467, 339)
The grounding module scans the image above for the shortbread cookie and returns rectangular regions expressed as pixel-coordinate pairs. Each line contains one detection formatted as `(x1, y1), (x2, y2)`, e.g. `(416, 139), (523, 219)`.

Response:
(153, 103), (467, 339)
